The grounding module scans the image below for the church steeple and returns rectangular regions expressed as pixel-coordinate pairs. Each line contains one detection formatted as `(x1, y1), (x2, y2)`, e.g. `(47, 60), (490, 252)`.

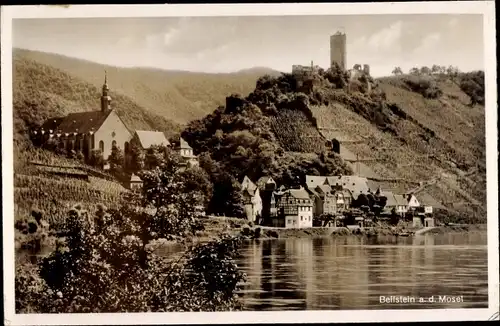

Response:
(101, 70), (112, 112)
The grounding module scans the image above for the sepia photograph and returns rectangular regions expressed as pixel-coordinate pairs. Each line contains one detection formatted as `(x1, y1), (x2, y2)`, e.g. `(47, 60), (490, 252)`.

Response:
(1, 2), (498, 324)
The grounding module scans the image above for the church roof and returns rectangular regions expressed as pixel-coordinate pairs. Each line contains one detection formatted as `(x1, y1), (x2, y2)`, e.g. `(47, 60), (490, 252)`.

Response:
(52, 110), (112, 134)
(134, 130), (170, 149)
(41, 117), (65, 132)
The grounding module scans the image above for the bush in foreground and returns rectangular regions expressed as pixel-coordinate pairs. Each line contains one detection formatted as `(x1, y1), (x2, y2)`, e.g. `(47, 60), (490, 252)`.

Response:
(16, 157), (246, 313)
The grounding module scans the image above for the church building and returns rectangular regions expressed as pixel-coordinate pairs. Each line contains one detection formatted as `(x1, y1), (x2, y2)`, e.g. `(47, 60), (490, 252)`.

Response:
(36, 72), (132, 161)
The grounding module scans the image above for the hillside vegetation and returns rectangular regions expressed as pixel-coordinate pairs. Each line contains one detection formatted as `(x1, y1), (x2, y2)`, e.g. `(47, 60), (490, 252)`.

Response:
(13, 55), (182, 150)
(14, 48), (280, 125)
(183, 65), (486, 222)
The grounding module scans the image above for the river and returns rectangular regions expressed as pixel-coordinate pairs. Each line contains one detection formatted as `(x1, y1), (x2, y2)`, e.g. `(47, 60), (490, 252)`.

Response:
(235, 232), (488, 310)
(16, 231), (488, 311)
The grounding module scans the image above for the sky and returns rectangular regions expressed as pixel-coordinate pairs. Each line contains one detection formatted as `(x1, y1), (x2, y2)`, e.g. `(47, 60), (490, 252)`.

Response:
(13, 14), (484, 77)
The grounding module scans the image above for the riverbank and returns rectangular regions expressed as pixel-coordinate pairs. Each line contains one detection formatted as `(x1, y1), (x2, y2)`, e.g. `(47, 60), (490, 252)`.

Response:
(14, 216), (488, 251)
(196, 217), (487, 240)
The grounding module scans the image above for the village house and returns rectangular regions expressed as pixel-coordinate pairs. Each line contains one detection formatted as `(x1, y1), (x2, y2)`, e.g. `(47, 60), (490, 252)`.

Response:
(313, 184), (337, 216)
(305, 175), (360, 215)
(130, 130), (170, 150)
(128, 173), (143, 191)
(241, 176), (263, 223)
(256, 176), (277, 225)
(276, 187), (313, 229)
(411, 195), (435, 228)
(36, 73), (132, 162)
(383, 191), (408, 216)
(405, 193), (421, 212)
(175, 138), (199, 168)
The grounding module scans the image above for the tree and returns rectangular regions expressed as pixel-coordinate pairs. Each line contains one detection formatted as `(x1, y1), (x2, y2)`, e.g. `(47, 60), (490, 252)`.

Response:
(392, 67), (403, 75)
(459, 70), (485, 106)
(16, 157), (246, 313)
(176, 166), (213, 210)
(431, 64), (440, 74)
(128, 142), (145, 172)
(409, 67), (420, 76)
(88, 149), (104, 168)
(108, 145), (124, 173)
(420, 66), (431, 75)
(144, 145), (167, 170)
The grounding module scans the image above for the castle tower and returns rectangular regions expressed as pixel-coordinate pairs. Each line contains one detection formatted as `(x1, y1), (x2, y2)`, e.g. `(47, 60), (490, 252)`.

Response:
(330, 31), (347, 71)
(101, 70), (112, 112)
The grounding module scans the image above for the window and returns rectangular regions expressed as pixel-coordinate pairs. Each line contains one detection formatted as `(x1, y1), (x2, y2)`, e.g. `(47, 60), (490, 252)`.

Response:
(99, 140), (104, 152)
(301, 216), (303, 221)
(112, 140), (117, 149)
(288, 219), (291, 225)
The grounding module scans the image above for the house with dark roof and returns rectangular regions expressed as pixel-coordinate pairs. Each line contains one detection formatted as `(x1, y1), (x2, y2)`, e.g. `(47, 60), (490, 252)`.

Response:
(276, 187), (313, 228)
(326, 175), (371, 199)
(35, 73), (132, 162)
(241, 176), (262, 223)
(313, 184), (338, 216)
(255, 176), (277, 225)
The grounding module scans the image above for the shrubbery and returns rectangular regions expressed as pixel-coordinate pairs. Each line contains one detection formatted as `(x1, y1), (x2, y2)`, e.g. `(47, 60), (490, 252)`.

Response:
(15, 209), (56, 251)
(401, 75), (443, 99)
(459, 71), (485, 106)
(15, 153), (245, 313)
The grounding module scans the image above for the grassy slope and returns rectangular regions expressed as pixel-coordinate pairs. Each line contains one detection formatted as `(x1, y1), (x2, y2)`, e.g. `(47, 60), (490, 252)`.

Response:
(14, 48), (281, 125)
(13, 55), (181, 142)
(311, 75), (486, 219)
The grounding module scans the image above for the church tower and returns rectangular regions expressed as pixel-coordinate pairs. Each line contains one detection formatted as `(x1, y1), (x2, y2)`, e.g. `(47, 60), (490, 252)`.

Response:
(101, 70), (112, 112)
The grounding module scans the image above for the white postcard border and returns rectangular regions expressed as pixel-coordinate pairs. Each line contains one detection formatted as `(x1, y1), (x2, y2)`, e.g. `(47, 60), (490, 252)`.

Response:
(1, 2), (498, 324)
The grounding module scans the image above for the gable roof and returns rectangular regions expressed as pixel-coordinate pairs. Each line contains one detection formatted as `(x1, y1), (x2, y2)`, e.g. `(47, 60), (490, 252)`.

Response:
(315, 184), (332, 194)
(288, 188), (311, 200)
(241, 176), (257, 192)
(383, 191), (397, 207)
(305, 175), (327, 189)
(327, 175), (370, 198)
(179, 137), (192, 150)
(53, 110), (113, 134)
(394, 194), (407, 206)
(256, 176), (276, 189)
(134, 130), (170, 149)
(130, 173), (142, 182)
(41, 117), (65, 132)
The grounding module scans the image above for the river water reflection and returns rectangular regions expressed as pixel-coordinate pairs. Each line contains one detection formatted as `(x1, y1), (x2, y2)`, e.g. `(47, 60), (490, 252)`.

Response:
(15, 231), (488, 311)
(235, 232), (488, 310)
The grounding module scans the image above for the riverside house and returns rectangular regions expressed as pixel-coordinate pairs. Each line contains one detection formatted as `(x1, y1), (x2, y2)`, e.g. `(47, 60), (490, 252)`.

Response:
(256, 176), (277, 225)
(276, 187), (313, 228)
(383, 191), (408, 216)
(241, 176), (263, 223)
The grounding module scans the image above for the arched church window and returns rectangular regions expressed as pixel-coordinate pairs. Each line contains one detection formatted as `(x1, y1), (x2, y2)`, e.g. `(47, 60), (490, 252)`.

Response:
(99, 140), (104, 153)
(112, 140), (117, 149)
